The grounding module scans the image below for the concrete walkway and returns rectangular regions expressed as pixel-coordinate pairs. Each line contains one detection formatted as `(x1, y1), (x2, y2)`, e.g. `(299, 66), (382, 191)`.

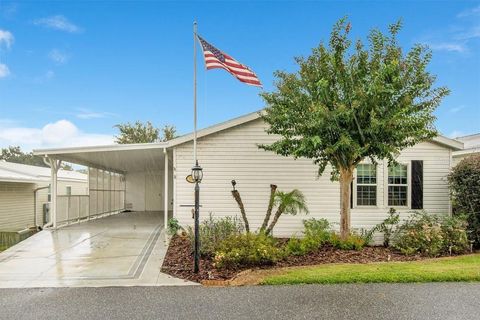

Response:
(0, 211), (195, 287)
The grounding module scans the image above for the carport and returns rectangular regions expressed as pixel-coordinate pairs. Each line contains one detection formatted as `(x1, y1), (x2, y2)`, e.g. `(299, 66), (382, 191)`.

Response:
(34, 143), (173, 230)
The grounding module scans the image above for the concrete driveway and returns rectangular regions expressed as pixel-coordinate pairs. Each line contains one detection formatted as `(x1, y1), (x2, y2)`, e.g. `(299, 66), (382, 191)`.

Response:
(0, 211), (194, 287)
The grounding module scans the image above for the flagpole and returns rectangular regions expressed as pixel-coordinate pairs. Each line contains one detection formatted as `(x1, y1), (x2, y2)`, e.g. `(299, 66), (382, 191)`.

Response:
(193, 21), (197, 163)
(192, 20), (201, 274)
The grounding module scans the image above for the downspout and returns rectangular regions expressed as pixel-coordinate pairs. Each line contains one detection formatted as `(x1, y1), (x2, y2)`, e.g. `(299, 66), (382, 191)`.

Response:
(33, 185), (50, 229)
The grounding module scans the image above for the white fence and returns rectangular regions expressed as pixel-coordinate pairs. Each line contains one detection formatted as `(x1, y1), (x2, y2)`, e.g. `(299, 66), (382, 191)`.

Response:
(88, 168), (126, 217)
(56, 195), (90, 225)
(53, 168), (126, 227)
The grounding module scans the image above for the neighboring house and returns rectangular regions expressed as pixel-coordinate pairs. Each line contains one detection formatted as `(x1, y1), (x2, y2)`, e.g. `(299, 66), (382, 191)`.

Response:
(0, 161), (88, 232)
(453, 133), (480, 166)
(34, 111), (463, 238)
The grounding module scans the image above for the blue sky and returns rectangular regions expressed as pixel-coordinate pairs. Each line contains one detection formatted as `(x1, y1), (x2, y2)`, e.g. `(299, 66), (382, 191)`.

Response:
(0, 0), (479, 150)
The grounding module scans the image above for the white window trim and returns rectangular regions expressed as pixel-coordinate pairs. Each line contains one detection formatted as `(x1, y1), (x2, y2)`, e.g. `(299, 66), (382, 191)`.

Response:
(385, 162), (411, 209)
(353, 162), (380, 208)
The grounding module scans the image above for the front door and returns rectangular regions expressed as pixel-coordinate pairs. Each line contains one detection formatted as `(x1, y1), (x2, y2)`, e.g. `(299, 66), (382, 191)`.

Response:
(145, 174), (162, 211)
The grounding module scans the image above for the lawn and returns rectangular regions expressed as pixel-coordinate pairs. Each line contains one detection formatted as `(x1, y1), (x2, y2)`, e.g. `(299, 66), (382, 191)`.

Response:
(261, 254), (480, 285)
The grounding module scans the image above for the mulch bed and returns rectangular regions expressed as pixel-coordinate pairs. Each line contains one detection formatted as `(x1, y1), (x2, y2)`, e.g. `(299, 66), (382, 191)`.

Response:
(161, 235), (430, 283)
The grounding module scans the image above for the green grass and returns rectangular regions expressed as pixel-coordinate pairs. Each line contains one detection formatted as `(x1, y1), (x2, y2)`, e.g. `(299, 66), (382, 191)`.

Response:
(262, 254), (480, 285)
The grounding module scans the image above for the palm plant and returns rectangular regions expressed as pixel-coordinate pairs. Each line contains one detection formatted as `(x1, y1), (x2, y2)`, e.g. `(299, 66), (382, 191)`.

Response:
(265, 189), (308, 235)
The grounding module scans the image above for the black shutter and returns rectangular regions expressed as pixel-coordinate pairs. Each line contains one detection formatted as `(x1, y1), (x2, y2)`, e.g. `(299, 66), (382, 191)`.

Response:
(411, 160), (423, 209)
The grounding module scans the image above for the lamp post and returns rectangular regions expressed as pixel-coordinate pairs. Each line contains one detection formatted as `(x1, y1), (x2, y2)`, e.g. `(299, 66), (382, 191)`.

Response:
(191, 161), (203, 273)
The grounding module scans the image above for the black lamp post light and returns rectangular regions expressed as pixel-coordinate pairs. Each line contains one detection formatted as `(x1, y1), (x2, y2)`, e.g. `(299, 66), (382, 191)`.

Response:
(191, 161), (203, 273)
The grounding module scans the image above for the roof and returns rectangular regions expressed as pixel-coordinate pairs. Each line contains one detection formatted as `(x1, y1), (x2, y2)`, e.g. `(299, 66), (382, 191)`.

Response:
(0, 161), (87, 184)
(167, 110), (464, 150)
(33, 110), (463, 171)
(455, 133), (480, 149)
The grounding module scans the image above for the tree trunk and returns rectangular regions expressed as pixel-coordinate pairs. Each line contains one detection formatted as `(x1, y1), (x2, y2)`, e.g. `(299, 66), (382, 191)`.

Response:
(260, 184), (277, 232)
(339, 167), (354, 240)
(265, 205), (284, 235)
(231, 190), (250, 233)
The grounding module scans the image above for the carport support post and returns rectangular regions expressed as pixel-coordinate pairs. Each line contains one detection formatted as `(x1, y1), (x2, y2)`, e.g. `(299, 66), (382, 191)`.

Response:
(48, 158), (62, 229)
(164, 149), (169, 230)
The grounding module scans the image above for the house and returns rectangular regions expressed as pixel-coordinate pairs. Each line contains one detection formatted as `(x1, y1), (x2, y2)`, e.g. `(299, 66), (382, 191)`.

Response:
(0, 161), (88, 232)
(453, 133), (480, 166)
(33, 111), (463, 237)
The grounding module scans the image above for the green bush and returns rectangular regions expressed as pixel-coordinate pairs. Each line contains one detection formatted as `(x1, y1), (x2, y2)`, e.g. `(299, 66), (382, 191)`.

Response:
(392, 211), (470, 257)
(329, 232), (367, 251)
(285, 218), (331, 256)
(187, 214), (244, 257)
(213, 233), (283, 269)
(448, 155), (480, 247)
(441, 215), (470, 254)
(167, 218), (181, 236)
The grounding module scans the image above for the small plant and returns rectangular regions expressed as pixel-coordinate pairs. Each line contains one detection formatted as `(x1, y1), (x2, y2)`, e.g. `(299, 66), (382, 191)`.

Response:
(375, 208), (401, 247)
(167, 218), (181, 236)
(187, 213), (244, 257)
(213, 233), (283, 269)
(330, 232), (367, 251)
(286, 218), (331, 256)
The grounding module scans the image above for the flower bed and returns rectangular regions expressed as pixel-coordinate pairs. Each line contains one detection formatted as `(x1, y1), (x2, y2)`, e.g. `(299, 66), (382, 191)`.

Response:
(161, 235), (429, 283)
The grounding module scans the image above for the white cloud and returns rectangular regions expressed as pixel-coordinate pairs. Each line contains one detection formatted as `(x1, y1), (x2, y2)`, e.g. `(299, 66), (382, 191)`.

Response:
(454, 25), (480, 40)
(449, 105), (465, 113)
(0, 29), (14, 49)
(457, 5), (480, 18)
(0, 119), (113, 151)
(428, 42), (467, 53)
(75, 108), (117, 119)
(33, 15), (82, 33)
(48, 49), (69, 64)
(0, 63), (10, 78)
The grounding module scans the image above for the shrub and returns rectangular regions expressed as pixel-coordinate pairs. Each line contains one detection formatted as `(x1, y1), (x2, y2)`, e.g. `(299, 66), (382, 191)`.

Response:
(391, 211), (471, 257)
(187, 214), (244, 257)
(330, 232), (367, 251)
(213, 233), (283, 269)
(441, 215), (470, 254)
(375, 208), (400, 247)
(167, 218), (181, 236)
(286, 218), (331, 256)
(448, 155), (480, 247)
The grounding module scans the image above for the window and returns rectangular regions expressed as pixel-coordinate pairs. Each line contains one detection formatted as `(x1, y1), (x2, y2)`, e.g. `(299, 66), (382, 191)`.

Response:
(388, 164), (408, 206)
(47, 184), (51, 202)
(356, 164), (377, 206)
(66, 186), (72, 196)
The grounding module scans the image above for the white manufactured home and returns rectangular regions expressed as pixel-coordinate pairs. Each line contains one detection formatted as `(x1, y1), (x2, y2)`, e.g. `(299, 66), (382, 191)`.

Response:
(33, 111), (463, 237)
(0, 161), (87, 232)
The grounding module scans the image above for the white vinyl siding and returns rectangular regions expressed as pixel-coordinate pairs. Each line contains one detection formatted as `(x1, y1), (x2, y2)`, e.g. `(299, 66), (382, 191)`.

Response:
(174, 118), (453, 239)
(0, 182), (35, 231)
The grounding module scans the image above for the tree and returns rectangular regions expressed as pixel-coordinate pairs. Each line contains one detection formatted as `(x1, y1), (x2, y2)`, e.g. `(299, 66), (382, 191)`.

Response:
(260, 18), (449, 239)
(448, 155), (480, 247)
(265, 189), (308, 235)
(0, 146), (48, 167)
(161, 125), (178, 142)
(114, 121), (178, 144)
(114, 121), (160, 144)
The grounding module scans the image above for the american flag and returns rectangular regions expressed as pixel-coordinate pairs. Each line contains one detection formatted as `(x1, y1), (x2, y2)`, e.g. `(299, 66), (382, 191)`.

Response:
(197, 35), (262, 87)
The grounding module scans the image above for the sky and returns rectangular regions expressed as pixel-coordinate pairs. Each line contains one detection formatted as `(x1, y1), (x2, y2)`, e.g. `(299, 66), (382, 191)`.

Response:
(0, 0), (479, 151)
